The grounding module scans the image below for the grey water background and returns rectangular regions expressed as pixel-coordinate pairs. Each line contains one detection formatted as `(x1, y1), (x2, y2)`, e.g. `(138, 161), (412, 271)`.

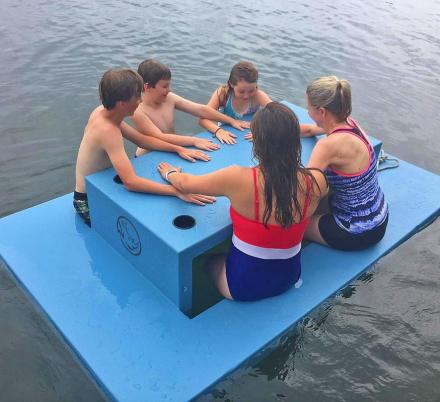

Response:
(0, 0), (439, 400)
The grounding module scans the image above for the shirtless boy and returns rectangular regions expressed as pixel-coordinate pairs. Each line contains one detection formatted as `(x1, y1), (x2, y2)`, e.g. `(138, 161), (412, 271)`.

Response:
(131, 59), (250, 157)
(74, 69), (215, 226)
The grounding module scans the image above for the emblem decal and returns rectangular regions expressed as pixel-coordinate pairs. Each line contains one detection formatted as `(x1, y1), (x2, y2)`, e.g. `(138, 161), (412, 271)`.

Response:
(116, 216), (141, 256)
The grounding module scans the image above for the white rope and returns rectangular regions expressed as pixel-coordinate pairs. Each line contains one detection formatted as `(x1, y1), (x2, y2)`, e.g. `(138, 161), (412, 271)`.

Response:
(377, 149), (400, 172)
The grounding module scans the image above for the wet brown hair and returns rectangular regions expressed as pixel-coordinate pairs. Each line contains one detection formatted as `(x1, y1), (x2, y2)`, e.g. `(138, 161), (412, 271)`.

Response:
(217, 61), (259, 106)
(99, 69), (143, 110)
(137, 59), (171, 87)
(251, 102), (317, 227)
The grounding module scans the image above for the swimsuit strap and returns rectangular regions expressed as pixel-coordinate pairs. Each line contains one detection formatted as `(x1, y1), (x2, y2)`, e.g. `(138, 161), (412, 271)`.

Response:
(329, 118), (373, 175)
(225, 91), (233, 108)
(330, 118), (371, 149)
(252, 167), (260, 222)
(301, 174), (312, 219)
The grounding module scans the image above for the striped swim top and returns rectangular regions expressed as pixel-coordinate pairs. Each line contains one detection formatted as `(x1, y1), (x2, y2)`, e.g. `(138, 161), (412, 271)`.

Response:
(325, 117), (388, 234)
(230, 168), (311, 260)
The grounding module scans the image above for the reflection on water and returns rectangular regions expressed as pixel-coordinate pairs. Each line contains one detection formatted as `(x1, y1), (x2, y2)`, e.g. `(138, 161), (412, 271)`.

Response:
(1, 0), (440, 400)
(74, 216), (146, 309)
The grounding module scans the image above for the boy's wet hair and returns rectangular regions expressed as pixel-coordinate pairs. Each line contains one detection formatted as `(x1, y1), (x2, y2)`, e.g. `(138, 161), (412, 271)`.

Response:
(137, 59), (172, 87)
(99, 69), (143, 110)
(217, 61), (259, 106)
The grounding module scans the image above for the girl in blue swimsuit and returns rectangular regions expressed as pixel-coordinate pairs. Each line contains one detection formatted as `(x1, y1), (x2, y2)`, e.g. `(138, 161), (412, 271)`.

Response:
(199, 61), (272, 144)
(199, 61), (323, 144)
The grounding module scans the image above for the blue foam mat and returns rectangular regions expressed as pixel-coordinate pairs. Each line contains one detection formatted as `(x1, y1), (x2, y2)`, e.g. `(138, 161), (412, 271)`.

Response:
(1, 96), (440, 401)
(0, 156), (439, 401)
(83, 101), (383, 315)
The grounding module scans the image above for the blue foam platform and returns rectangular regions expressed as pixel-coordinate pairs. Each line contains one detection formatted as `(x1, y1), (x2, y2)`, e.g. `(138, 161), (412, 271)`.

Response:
(85, 118), (261, 314)
(85, 102), (382, 315)
(0, 102), (439, 401)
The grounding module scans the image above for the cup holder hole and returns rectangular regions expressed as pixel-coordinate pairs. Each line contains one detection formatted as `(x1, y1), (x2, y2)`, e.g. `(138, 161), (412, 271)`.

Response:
(173, 215), (196, 229)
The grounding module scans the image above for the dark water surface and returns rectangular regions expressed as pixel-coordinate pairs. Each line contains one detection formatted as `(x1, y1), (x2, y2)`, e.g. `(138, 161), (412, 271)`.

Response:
(1, 0), (439, 401)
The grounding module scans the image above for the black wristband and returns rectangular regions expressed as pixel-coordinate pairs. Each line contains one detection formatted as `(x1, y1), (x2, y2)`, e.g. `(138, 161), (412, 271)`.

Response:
(213, 127), (221, 138)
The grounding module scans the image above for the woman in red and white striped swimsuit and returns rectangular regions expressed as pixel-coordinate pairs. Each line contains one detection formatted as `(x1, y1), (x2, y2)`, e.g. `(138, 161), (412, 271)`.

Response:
(158, 102), (327, 301)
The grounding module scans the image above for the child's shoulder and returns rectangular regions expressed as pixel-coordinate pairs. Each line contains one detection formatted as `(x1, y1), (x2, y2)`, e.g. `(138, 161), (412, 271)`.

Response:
(256, 87), (268, 95)
(88, 105), (103, 119)
(86, 107), (119, 137)
(167, 91), (182, 103)
(255, 87), (271, 103)
(133, 103), (149, 119)
(168, 91), (196, 110)
(214, 85), (229, 106)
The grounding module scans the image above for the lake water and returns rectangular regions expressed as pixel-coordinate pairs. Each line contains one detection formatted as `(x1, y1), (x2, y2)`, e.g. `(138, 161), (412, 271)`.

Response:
(0, 0), (439, 400)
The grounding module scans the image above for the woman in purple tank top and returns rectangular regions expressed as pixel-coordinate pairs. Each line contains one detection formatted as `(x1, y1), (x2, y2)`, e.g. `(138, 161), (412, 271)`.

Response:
(302, 76), (388, 251)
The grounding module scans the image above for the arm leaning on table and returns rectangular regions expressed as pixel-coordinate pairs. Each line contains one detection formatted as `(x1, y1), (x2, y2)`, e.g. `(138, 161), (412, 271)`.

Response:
(177, 91), (248, 145)
(157, 161), (328, 210)
(131, 108), (219, 152)
(157, 161), (241, 198)
(173, 94), (249, 132)
(198, 90), (239, 145)
(104, 125), (215, 205)
(198, 89), (271, 144)
(300, 124), (324, 137)
(120, 121), (210, 163)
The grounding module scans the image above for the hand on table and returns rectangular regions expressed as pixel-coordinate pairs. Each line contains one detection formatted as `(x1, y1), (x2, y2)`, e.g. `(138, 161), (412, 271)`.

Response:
(177, 148), (210, 162)
(215, 128), (237, 145)
(193, 138), (220, 151)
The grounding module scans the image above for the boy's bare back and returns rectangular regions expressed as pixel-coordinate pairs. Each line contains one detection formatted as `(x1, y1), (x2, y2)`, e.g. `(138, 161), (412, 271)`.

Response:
(75, 106), (121, 193)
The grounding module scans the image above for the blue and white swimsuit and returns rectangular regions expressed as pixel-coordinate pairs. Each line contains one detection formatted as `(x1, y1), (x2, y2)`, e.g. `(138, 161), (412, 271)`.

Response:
(325, 118), (388, 234)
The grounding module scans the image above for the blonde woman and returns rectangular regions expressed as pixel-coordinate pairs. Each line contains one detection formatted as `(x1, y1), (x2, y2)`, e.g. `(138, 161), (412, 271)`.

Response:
(304, 76), (388, 250)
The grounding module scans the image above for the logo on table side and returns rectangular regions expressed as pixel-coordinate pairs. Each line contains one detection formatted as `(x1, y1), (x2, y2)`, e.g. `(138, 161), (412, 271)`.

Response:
(116, 216), (141, 256)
